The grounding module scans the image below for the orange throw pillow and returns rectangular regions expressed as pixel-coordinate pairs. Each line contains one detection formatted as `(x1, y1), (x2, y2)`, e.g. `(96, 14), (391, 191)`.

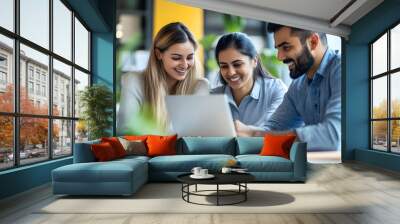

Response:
(260, 133), (297, 159)
(101, 137), (126, 158)
(146, 135), (177, 157)
(91, 142), (117, 161)
(124, 135), (149, 141)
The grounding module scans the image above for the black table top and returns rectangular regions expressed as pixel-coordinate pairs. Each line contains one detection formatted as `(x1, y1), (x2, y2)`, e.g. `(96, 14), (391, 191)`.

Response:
(177, 172), (255, 185)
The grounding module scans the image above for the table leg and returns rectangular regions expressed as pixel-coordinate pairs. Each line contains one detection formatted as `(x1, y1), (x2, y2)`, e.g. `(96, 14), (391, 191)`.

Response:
(245, 183), (247, 201)
(217, 184), (219, 206)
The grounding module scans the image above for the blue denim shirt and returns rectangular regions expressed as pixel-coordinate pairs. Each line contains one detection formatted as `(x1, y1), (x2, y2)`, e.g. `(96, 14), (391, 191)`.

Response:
(212, 76), (287, 129)
(264, 49), (341, 151)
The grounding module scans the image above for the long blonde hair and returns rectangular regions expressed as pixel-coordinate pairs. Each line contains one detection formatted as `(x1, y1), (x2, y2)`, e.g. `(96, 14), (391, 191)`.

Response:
(143, 22), (201, 131)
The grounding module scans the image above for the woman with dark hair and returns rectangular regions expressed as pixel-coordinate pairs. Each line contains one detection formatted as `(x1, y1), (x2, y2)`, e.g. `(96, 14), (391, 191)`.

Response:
(212, 32), (287, 130)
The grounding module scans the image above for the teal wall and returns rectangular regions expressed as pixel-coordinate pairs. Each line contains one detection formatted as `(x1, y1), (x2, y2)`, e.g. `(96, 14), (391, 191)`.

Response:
(0, 0), (116, 200)
(0, 158), (72, 199)
(345, 0), (400, 171)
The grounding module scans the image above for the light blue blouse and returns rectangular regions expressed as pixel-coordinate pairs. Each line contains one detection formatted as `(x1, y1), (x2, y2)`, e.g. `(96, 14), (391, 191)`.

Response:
(212, 76), (287, 129)
(264, 49), (341, 151)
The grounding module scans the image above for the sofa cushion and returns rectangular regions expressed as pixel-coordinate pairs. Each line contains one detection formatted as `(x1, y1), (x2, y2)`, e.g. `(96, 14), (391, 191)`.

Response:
(236, 137), (263, 155)
(236, 155), (293, 172)
(148, 154), (235, 172)
(179, 137), (236, 155)
(52, 159), (146, 183)
(73, 139), (100, 163)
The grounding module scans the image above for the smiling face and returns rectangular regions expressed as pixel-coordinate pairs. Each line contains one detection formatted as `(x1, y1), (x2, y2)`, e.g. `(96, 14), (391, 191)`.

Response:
(157, 41), (195, 82)
(274, 27), (315, 79)
(218, 47), (256, 91)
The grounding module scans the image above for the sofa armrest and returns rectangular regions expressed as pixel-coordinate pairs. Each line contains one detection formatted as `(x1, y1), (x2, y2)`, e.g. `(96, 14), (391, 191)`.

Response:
(73, 140), (100, 163)
(289, 141), (307, 181)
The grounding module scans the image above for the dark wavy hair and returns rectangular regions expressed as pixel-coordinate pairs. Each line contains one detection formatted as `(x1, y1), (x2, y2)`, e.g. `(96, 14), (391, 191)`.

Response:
(215, 32), (272, 85)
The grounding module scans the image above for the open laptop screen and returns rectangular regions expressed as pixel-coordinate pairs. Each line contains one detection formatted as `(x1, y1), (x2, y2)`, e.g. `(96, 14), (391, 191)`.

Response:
(165, 95), (236, 137)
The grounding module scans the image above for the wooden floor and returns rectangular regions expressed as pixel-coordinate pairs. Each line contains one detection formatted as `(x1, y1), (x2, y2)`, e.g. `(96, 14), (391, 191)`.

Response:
(1, 161), (400, 224)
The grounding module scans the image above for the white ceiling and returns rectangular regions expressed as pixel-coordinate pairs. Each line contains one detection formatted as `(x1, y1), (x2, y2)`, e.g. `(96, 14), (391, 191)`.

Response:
(169, 0), (384, 38)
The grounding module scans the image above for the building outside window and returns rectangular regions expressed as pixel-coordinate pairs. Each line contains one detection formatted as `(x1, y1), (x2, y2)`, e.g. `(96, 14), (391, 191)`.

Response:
(28, 81), (34, 94)
(0, 54), (7, 67)
(0, 54), (7, 88)
(41, 73), (46, 83)
(370, 23), (400, 154)
(0, 71), (6, 84)
(28, 67), (34, 80)
(41, 85), (46, 97)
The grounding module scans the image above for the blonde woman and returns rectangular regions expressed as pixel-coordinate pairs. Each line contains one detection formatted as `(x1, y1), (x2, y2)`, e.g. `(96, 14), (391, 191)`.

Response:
(117, 22), (209, 135)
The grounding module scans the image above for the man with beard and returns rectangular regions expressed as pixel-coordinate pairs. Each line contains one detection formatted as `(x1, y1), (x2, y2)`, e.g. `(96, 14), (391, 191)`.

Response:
(235, 24), (341, 151)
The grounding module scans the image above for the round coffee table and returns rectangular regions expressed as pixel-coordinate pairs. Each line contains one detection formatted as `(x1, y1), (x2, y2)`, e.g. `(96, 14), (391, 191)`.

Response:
(177, 172), (255, 206)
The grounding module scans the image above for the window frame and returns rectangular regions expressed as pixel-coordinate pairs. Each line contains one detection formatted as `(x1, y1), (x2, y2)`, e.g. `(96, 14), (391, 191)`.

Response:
(0, 0), (92, 171)
(370, 20), (400, 154)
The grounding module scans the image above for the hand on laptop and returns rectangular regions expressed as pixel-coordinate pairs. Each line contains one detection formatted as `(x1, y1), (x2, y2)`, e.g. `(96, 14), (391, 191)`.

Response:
(235, 120), (298, 138)
(234, 120), (256, 137)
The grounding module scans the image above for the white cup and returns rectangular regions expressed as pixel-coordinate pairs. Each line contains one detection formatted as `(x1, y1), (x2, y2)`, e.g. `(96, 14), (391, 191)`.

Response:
(191, 167), (202, 176)
(200, 169), (208, 176)
(221, 167), (232, 174)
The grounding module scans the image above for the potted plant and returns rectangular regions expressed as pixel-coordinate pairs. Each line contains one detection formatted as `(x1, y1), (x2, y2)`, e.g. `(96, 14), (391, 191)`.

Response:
(79, 84), (113, 140)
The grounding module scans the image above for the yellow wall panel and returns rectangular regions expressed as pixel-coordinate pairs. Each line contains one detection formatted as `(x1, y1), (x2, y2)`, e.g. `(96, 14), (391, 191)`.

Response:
(153, 0), (204, 67)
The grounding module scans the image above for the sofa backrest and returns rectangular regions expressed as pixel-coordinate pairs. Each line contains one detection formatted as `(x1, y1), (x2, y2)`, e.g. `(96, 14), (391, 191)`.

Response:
(235, 137), (264, 155)
(73, 139), (100, 163)
(178, 137), (236, 155)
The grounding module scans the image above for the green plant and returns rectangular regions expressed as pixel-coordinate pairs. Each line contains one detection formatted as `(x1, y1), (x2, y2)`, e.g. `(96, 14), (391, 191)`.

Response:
(260, 49), (285, 78)
(199, 14), (246, 76)
(223, 14), (246, 33)
(79, 84), (113, 140)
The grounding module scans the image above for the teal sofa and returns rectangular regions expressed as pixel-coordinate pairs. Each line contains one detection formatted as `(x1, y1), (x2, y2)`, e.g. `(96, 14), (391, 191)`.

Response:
(52, 137), (307, 196)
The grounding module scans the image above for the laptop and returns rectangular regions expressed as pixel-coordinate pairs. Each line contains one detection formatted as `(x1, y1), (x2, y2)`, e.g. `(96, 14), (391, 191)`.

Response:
(165, 95), (236, 137)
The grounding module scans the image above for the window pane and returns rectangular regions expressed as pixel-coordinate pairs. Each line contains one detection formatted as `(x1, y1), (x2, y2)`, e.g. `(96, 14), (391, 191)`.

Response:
(20, 0), (49, 49)
(372, 33), (387, 76)
(75, 120), (88, 143)
(0, 116), (13, 170)
(75, 18), (89, 70)
(372, 77), (387, 119)
(372, 121), (387, 151)
(53, 0), (72, 60)
(20, 117), (49, 165)
(20, 44), (49, 115)
(53, 119), (72, 158)
(74, 69), (89, 118)
(391, 24), (400, 70)
(391, 72), (400, 118)
(0, 0), (14, 31)
(0, 35), (14, 113)
(391, 120), (400, 153)
(53, 59), (72, 117)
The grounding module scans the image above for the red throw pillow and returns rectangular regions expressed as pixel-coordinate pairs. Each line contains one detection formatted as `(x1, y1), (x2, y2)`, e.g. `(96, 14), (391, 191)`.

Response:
(91, 142), (117, 161)
(260, 133), (297, 159)
(146, 135), (177, 157)
(101, 137), (126, 158)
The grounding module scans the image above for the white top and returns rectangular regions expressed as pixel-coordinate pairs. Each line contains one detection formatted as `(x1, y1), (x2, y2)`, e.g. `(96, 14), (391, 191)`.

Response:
(117, 72), (209, 135)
